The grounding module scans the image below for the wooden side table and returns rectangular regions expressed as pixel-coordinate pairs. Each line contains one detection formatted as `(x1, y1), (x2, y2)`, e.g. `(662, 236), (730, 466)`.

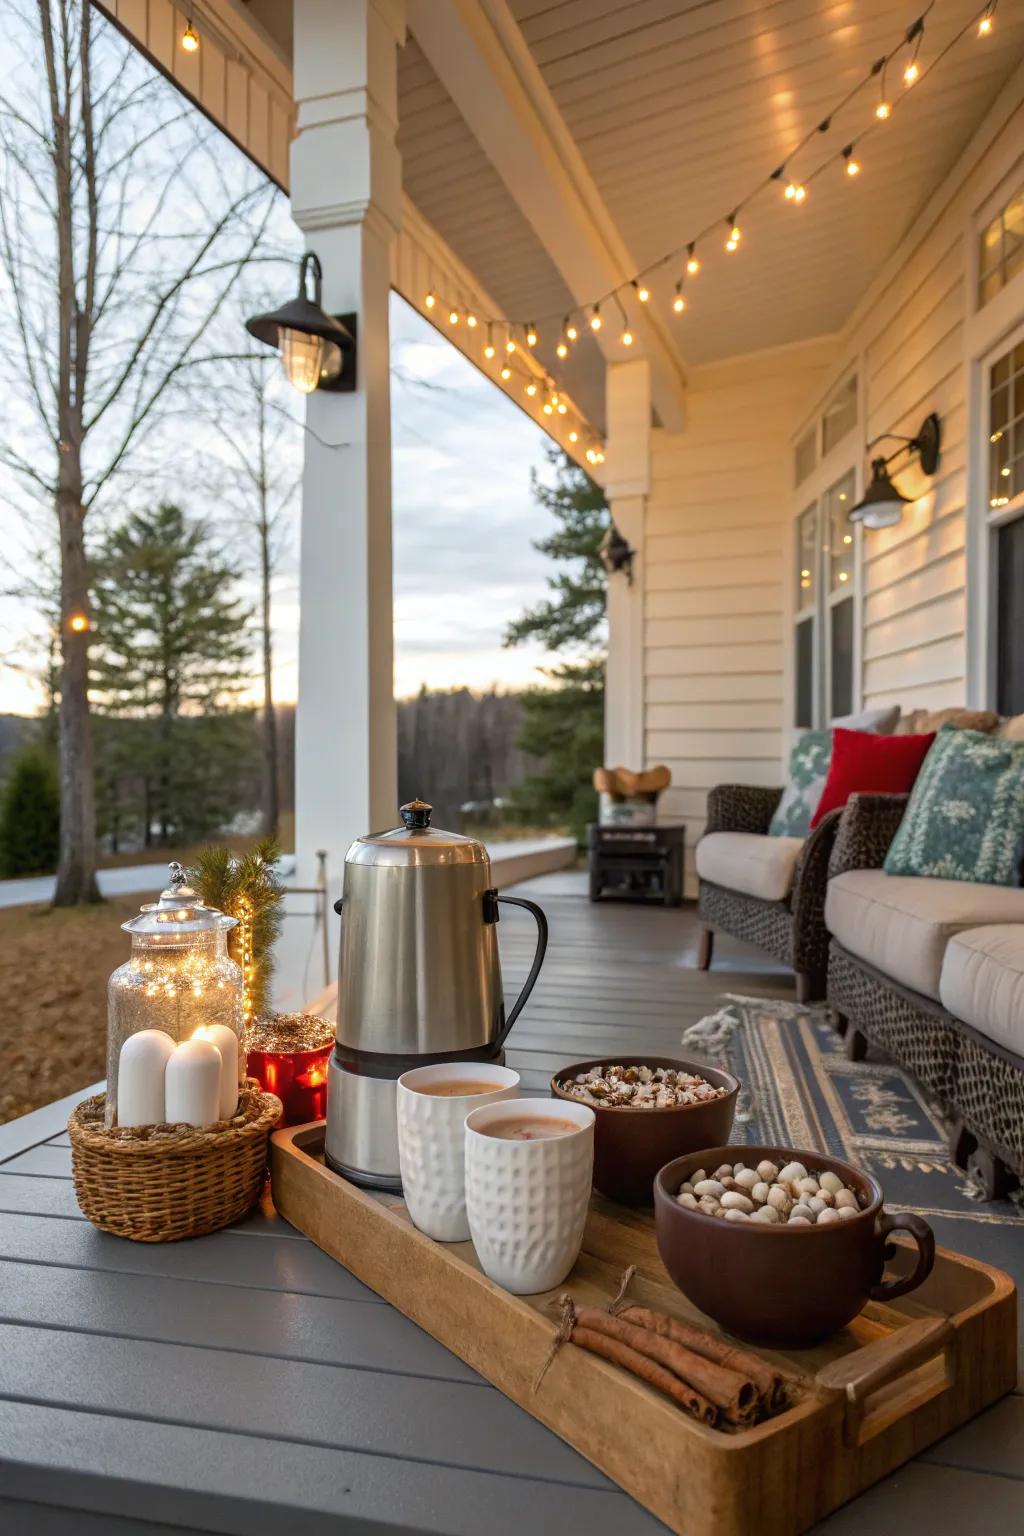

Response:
(587, 823), (685, 906)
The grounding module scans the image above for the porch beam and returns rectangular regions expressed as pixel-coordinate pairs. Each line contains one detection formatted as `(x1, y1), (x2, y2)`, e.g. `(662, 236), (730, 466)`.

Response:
(407, 0), (687, 434)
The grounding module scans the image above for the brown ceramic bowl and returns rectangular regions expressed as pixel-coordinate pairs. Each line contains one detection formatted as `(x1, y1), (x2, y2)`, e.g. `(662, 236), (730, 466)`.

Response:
(653, 1144), (935, 1348)
(550, 1058), (738, 1206)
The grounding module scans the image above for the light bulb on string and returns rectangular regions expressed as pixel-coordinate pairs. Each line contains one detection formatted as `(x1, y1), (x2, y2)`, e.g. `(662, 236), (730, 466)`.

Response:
(448, 308), (459, 325)
(424, 291), (436, 310)
(568, 430), (579, 443)
(557, 401), (567, 414)
(526, 324), (538, 348)
(590, 305), (602, 331)
(633, 281), (650, 303)
(466, 313), (478, 329)
(556, 341), (568, 358)
(181, 19), (199, 52)
(566, 319), (578, 342)
(978, 5), (994, 35)
(525, 381), (538, 397)
(505, 334), (516, 355)
(724, 215), (741, 252)
(500, 364), (512, 380)
(876, 99), (892, 119)
(785, 182), (807, 204)
(595, 449), (605, 464)
(543, 400), (554, 415)
(484, 324), (495, 359)
(621, 328), (633, 346)
(686, 244), (700, 276)
(843, 145), (861, 177)
(672, 283), (686, 314)
(903, 59), (919, 83)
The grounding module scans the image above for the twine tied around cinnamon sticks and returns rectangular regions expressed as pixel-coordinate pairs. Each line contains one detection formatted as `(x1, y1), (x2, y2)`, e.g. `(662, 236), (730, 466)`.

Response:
(534, 1264), (787, 1429)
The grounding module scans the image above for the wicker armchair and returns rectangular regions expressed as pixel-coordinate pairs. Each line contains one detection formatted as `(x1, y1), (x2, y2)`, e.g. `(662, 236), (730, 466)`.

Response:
(696, 785), (842, 1002)
(825, 792), (1024, 1197)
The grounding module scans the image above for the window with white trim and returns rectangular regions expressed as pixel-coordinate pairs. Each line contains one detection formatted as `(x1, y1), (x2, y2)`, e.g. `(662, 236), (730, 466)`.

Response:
(792, 469), (857, 727)
(978, 182), (1024, 308)
(987, 338), (1024, 714)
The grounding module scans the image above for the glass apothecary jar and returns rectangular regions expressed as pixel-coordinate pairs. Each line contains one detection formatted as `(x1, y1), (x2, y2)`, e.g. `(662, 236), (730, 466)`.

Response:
(106, 863), (243, 1127)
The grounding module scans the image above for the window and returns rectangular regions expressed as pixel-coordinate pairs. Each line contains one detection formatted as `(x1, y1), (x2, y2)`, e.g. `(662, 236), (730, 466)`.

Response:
(794, 503), (818, 727)
(985, 338), (1024, 715)
(794, 426), (816, 487)
(824, 470), (856, 720)
(988, 340), (1024, 509)
(822, 376), (857, 455)
(979, 182), (1024, 307)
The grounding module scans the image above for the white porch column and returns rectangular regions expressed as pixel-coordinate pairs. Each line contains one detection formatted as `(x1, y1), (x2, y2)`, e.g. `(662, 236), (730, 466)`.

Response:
(278, 0), (405, 1006)
(604, 359), (651, 769)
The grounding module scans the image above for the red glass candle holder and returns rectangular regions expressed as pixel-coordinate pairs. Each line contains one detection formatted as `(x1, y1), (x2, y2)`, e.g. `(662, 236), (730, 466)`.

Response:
(245, 1014), (334, 1127)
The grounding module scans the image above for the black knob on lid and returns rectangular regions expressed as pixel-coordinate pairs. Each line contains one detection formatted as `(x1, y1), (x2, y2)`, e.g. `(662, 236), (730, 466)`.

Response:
(400, 799), (433, 830)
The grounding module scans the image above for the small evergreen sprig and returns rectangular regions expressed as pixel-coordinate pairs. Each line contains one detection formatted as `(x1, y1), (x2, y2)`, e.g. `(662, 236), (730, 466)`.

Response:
(189, 838), (284, 1026)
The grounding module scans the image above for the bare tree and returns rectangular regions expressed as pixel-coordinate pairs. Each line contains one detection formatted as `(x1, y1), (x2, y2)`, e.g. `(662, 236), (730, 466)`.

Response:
(205, 352), (301, 838)
(0, 0), (283, 902)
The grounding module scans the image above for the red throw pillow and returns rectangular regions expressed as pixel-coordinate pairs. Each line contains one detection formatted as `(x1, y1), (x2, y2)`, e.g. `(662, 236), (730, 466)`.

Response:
(810, 727), (936, 828)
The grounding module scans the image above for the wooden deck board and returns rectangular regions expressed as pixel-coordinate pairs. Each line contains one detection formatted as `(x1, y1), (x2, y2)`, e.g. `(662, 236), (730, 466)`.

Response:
(0, 879), (1017, 1534)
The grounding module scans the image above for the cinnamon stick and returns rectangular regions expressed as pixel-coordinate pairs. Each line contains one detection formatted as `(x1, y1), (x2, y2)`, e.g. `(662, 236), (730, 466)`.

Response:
(573, 1306), (758, 1424)
(571, 1326), (719, 1425)
(616, 1305), (785, 1411)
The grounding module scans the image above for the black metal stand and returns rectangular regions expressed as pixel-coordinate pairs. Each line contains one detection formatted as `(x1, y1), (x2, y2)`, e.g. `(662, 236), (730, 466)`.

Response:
(587, 823), (684, 906)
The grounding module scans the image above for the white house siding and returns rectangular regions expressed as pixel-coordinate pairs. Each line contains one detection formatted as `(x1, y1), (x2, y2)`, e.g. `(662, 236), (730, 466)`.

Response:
(645, 345), (831, 892)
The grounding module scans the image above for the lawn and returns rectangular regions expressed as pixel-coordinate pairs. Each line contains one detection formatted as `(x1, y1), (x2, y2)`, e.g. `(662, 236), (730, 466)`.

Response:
(0, 895), (140, 1123)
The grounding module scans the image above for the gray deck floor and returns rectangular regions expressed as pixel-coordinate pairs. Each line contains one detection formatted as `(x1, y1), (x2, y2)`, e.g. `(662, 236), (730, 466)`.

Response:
(0, 875), (1020, 1534)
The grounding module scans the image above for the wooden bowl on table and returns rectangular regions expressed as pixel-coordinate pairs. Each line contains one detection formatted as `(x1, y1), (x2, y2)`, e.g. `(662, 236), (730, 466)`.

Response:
(550, 1056), (738, 1206)
(653, 1144), (936, 1347)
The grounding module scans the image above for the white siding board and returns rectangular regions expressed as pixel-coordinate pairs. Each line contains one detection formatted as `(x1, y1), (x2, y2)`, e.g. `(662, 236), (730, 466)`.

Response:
(646, 584), (781, 620)
(646, 614), (781, 649)
(646, 673), (782, 705)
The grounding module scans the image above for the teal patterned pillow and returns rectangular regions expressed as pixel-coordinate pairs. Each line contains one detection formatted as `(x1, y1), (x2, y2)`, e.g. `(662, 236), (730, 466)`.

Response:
(768, 731), (832, 838)
(883, 726), (1024, 885)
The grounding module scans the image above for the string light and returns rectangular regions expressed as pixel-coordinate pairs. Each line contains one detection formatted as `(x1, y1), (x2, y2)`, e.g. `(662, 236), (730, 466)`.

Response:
(483, 324), (495, 359)
(725, 216), (741, 252)
(876, 98), (892, 119)
(525, 381), (538, 397)
(424, 291), (436, 310)
(526, 324), (538, 347)
(448, 308), (459, 325)
(568, 430), (579, 443)
(672, 284), (686, 314)
(500, 364), (511, 380)
(466, 313), (478, 329)
(556, 340), (568, 358)
(903, 14), (924, 83)
(181, 19), (199, 52)
(633, 281), (650, 303)
(784, 182), (807, 203)
(565, 320), (578, 342)
(621, 328), (634, 346)
(903, 59), (920, 82)
(557, 401), (568, 414)
(505, 335), (516, 355)
(590, 305), (602, 331)
(978, 4), (994, 35)
(686, 244), (700, 276)
(543, 399), (554, 415)
(843, 146), (861, 176)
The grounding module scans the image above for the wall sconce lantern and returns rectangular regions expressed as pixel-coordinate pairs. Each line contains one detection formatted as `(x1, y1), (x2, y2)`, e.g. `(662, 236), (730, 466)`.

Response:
(245, 253), (357, 395)
(599, 523), (635, 583)
(849, 412), (941, 530)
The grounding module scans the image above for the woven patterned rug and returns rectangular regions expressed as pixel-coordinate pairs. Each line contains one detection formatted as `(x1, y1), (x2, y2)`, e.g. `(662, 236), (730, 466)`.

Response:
(681, 995), (1023, 1234)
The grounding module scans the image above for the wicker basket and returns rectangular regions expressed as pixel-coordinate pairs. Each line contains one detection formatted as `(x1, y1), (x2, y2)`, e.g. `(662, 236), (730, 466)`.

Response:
(69, 1080), (282, 1242)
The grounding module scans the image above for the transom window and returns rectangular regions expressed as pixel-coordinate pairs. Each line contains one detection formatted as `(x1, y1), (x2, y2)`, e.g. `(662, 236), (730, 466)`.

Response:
(979, 182), (1024, 307)
(793, 375), (857, 487)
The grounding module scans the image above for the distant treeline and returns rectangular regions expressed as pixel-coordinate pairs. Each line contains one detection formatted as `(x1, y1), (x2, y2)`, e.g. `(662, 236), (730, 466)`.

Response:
(0, 687), (547, 854)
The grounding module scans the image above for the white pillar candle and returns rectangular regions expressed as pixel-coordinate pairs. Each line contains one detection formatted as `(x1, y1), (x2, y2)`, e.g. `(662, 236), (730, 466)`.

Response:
(165, 1038), (221, 1127)
(117, 1030), (176, 1128)
(192, 1024), (241, 1120)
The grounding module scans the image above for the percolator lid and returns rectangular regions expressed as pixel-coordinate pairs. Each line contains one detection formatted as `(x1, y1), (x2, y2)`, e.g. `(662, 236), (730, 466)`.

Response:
(122, 861), (239, 936)
(346, 800), (489, 867)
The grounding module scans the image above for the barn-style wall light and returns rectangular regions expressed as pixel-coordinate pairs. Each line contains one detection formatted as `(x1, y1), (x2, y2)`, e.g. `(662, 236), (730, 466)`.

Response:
(599, 523), (635, 583)
(848, 412), (941, 530)
(246, 253), (357, 395)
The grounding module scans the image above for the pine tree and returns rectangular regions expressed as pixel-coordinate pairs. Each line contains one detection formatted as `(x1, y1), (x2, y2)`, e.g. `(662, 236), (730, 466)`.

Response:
(0, 740), (61, 878)
(504, 448), (608, 840)
(90, 503), (257, 846)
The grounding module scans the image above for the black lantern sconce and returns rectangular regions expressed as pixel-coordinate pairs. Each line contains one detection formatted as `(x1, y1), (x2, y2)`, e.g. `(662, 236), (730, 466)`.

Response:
(245, 253), (357, 395)
(598, 523), (635, 583)
(848, 412), (941, 531)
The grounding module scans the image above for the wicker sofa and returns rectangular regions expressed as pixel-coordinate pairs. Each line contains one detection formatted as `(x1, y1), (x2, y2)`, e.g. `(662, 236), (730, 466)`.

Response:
(825, 793), (1024, 1196)
(695, 785), (842, 1001)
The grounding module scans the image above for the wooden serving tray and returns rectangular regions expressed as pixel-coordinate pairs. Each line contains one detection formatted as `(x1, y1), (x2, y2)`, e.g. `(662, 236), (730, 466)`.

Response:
(270, 1124), (1017, 1536)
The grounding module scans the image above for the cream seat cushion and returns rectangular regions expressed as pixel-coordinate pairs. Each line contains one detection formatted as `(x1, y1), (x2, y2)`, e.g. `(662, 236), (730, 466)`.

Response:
(826, 870), (1024, 1001)
(939, 926), (1024, 1058)
(696, 832), (804, 903)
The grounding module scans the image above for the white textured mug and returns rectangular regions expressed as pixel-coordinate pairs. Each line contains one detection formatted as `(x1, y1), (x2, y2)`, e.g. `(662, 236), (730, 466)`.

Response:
(464, 1098), (595, 1294)
(397, 1062), (520, 1241)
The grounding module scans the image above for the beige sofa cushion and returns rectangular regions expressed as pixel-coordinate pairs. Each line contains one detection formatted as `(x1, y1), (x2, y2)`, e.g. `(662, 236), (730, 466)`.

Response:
(825, 870), (1024, 1000)
(939, 926), (1024, 1057)
(894, 706), (998, 736)
(696, 832), (804, 902)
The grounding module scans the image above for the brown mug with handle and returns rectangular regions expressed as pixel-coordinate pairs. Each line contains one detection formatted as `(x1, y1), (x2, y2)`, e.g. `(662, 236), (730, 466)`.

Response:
(654, 1145), (937, 1347)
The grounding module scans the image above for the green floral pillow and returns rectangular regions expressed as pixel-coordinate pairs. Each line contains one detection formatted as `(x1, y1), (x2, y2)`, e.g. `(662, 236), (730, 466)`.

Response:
(768, 731), (832, 838)
(883, 726), (1024, 885)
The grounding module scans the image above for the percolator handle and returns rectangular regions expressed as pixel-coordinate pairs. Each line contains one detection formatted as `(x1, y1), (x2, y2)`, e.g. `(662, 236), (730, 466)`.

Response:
(494, 895), (548, 1048)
